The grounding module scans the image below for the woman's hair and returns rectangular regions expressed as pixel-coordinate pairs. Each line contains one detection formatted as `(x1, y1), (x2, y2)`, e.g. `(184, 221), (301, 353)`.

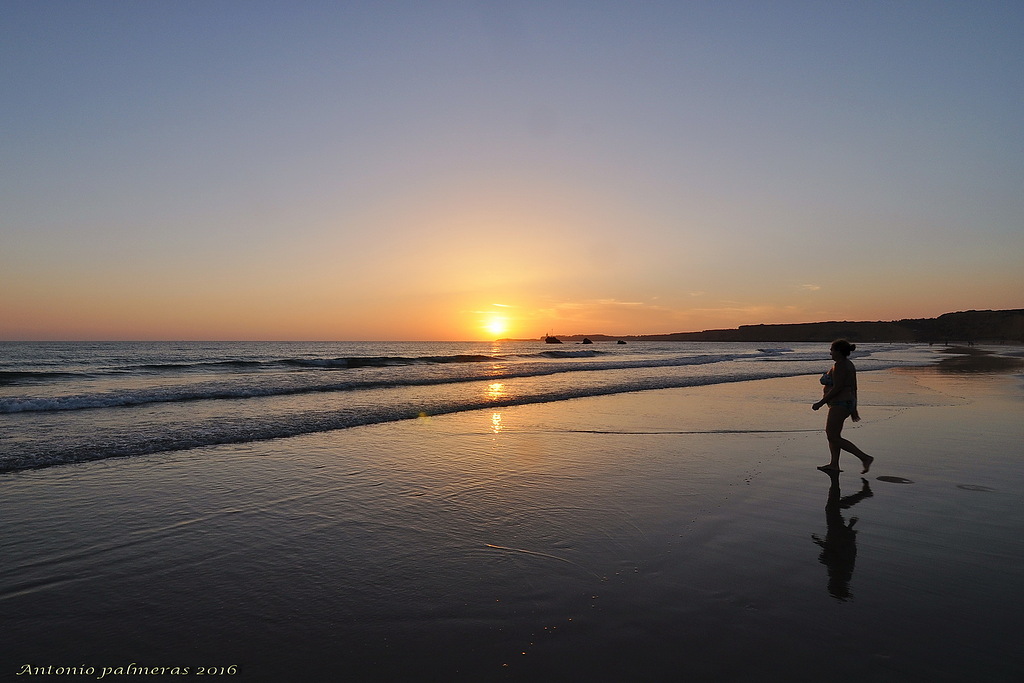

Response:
(831, 339), (856, 356)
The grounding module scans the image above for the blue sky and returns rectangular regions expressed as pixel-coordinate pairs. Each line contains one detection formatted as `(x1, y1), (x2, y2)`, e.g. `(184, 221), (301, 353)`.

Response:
(3, 1), (1022, 339)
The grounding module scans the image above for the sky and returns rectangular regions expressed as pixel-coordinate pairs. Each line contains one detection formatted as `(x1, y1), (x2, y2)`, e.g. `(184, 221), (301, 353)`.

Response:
(2, 0), (1022, 341)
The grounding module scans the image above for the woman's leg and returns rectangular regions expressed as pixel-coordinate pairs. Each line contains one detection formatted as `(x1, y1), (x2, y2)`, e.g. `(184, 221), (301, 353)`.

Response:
(841, 438), (873, 473)
(820, 407), (845, 470)
(824, 406), (873, 473)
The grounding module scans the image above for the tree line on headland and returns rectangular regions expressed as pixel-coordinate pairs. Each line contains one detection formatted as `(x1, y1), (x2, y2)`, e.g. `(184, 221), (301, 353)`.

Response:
(542, 309), (1024, 344)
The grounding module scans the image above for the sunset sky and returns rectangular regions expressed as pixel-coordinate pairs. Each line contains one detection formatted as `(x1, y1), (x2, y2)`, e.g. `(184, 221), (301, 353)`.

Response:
(3, 1), (1022, 341)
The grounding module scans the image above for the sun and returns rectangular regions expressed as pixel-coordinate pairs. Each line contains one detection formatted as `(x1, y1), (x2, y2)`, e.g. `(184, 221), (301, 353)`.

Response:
(484, 315), (509, 338)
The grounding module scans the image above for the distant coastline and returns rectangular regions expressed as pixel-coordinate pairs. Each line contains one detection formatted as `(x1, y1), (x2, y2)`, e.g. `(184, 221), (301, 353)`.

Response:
(508, 309), (1024, 344)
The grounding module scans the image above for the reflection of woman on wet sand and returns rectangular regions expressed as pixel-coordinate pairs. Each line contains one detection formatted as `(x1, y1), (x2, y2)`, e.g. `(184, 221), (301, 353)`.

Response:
(813, 472), (873, 601)
(813, 339), (874, 473)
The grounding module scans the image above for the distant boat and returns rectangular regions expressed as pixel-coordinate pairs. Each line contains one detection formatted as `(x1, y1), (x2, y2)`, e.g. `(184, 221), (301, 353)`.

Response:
(617, 340), (627, 344)
(544, 334), (563, 344)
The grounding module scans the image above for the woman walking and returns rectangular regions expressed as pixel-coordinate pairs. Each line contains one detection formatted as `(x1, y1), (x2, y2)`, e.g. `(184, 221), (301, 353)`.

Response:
(813, 339), (874, 474)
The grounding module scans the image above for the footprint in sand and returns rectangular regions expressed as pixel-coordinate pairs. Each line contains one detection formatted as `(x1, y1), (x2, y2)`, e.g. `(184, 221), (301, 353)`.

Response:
(956, 484), (996, 492)
(876, 476), (914, 484)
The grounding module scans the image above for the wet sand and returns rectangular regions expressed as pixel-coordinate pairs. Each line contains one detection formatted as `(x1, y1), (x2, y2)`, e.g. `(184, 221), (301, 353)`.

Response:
(3, 366), (1023, 681)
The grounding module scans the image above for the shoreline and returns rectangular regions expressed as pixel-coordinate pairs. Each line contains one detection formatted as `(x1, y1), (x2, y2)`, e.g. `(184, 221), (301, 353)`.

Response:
(935, 344), (1024, 372)
(3, 365), (1022, 681)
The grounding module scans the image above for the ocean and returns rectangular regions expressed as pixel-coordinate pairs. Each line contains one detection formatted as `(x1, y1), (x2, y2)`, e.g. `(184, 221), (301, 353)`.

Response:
(5, 341), (1022, 681)
(0, 340), (936, 474)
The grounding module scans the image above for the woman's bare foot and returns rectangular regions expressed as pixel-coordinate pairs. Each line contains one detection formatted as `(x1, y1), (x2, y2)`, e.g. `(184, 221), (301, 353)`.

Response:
(818, 465), (842, 473)
(861, 455), (874, 474)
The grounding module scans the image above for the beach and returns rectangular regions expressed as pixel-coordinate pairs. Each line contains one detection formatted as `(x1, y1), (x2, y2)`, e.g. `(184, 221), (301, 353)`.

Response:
(3, 362), (1022, 682)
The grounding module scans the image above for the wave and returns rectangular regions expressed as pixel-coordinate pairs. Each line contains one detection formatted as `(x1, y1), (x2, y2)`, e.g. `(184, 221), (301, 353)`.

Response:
(0, 370), (87, 385)
(135, 360), (267, 371)
(283, 354), (499, 369)
(135, 354), (503, 372)
(0, 365), (819, 474)
(529, 350), (602, 359)
(3, 347), (828, 386)
(0, 353), (747, 414)
(1, 354), (505, 385)
(0, 350), (936, 473)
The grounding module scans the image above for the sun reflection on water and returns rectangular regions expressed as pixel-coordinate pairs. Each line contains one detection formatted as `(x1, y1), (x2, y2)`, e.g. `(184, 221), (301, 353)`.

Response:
(491, 412), (503, 433)
(487, 382), (506, 400)
(485, 363), (508, 378)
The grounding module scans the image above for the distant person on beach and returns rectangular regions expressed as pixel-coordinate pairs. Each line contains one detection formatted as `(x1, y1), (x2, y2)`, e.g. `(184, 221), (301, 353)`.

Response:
(813, 339), (874, 474)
